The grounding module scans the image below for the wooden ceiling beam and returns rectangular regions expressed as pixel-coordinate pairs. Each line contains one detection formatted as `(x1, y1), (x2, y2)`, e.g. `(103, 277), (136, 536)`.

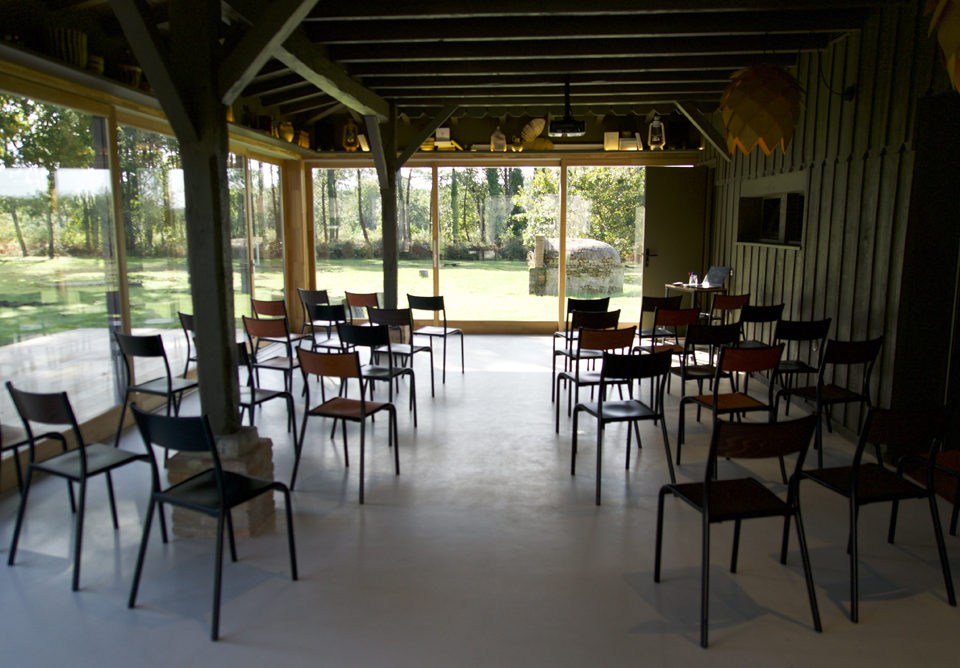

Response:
(396, 93), (713, 108)
(328, 33), (831, 64)
(398, 104), (458, 166)
(242, 72), (304, 96)
(674, 101), (729, 162)
(219, 0), (320, 104)
(305, 10), (867, 43)
(385, 83), (725, 99)
(362, 71), (734, 89)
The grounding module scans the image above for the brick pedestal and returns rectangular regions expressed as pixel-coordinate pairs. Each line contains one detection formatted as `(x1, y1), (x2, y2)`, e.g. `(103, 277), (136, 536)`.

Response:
(164, 426), (276, 539)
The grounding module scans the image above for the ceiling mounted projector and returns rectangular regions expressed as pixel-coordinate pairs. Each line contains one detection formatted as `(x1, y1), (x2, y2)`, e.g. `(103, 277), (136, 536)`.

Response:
(547, 79), (585, 138)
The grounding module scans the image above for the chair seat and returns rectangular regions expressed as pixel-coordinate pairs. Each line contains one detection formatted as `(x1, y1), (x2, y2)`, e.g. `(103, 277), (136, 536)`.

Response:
(556, 348), (603, 362)
(362, 364), (412, 381)
(157, 468), (282, 515)
(639, 326), (673, 339)
(576, 399), (659, 421)
(130, 376), (198, 396)
(309, 396), (388, 419)
(792, 383), (866, 404)
(666, 477), (791, 522)
(375, 343), (430, 356)
(802, 463), (927, 503)
(777, 359), (818, 375)
(737, 339), (766, 350)
(671, 363), (716, 379)
(414, 325), (462, 337)
(649, 343), (683, 355)
(239, 387), (287, 405)
(687, 392), (767, 412)
(253, 356), (298, 371)
(34, 442), (145, 480)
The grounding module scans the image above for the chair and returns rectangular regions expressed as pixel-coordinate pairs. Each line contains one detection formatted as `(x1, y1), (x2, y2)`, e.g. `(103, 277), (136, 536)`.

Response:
(337, 323), (417, 426)
(555, 325), (635, 433)
(7, 382), (148, 591)
(242, 315), (300, 395)
(407, 294), (465, 385)
(654, 415), (821, 648)
(798, 407), (956, 622)
(344, 291), (380, 323)
(773, 317), (832, 415)
(703, 293), (749, 325)
(127, 406), (298, 641)
(572, 350), (675, 505)
(236, 341), (296, 441)
(637, 295), (682, 347)
(306, 303), (349, 351)
(1, 415), (30, 494)
(636, 307), (699, 356)
(775, 337), (883, 468)
(293, 348), (399, 503)
(667, 321), (740, 400)
(367, 306), (435, 397)
(250, 299), (309, 348)
(178, 311), (197, 378)
(552, 309), (621, 402)
(296, 287), (330, 336)
(554, 296), (610, 360)
(737, 303), (785, 349)
(114, 332), (199, 447)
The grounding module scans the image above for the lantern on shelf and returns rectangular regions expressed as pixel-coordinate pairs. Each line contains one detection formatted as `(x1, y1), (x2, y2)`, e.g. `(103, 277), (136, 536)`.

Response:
(647, 114), (666, 150)
(719, 65), (805, 156)
(342, 118), (360, 151)
(928, 0), (960, 93)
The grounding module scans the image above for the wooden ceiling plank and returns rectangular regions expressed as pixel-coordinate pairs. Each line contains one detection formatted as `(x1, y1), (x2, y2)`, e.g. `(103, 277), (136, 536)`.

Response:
(243, 73), (305, 96)
(109, 0), (197, 143)
(220, 0), (321, 104)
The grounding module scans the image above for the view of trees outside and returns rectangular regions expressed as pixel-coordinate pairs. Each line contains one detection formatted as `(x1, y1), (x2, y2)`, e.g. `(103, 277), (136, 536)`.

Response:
(0, 93), (119, 421)
(311, 165), (646, 321)
(249, 159), (284, 300)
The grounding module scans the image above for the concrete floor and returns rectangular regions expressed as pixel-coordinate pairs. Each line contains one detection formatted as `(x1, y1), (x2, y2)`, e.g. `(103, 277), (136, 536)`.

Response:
(1, 335), (957, 666)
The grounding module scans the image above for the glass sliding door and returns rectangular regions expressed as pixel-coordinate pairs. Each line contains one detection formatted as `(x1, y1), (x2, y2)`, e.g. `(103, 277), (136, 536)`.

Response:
(228, 152), (251, 324)
(0, 94), (120, 422)
(565, 166), (645, 321)
(396, 167), (434, 307)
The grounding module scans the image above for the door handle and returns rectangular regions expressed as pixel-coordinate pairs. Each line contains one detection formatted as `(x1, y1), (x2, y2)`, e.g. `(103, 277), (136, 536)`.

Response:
(644, 248), (658, 268)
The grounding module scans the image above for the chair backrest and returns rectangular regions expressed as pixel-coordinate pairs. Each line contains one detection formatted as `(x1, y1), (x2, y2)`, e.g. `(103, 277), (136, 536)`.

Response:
(7, 382), (85, 466)
(653, 307), (699, 329)
(337, 322), (391, 349)
(774, 317), (832, 343)
(297, 288), (329, 324)
(717, 344), (784, 375)
(307, 303), (347, 324)
(242, 314), (290, 339)
(855, 406), (946, 469)
(178, 311), (195, 334)
(366, 306), (414, 329)
(709, 414), (817, 466)
(682, 322), (740, 348)
(297, 347), (362, 380)
(600, 349), (672, 382)
(251, 298), (287, 319)
(345, 292), (380, 322)
(570, 308), (620, 331)
(408, 294), (449, 328)
(115, 332), (173, 386)
(740, 303), (785, 324)
(131, 405), (224, 494)
(640, 295), (683, 314)
(578, 326), (636, 353)
(711, 293), (750, 313)
(565, 297), (610, 326)
(817, 337), (883, 394)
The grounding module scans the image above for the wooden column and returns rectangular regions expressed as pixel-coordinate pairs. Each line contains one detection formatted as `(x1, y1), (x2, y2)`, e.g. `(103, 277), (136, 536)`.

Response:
(366, 107), (399, 308)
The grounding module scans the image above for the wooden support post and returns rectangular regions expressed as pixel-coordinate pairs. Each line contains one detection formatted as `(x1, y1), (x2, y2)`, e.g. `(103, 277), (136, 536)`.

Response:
(366, 107), (399, 308)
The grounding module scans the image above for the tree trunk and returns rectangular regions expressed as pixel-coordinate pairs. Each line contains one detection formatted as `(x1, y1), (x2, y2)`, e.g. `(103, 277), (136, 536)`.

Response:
(405, 169), (412, 243)
(357, 168), (371, 247)
(46, 171), (56, 258)
(326, 169), (337, 242)
(10, 204), (27, 256)
(451, 170), (459, 241)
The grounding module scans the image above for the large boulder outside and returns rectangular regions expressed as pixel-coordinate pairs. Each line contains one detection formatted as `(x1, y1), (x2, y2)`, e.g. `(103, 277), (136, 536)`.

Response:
(529, 237), (624, 296)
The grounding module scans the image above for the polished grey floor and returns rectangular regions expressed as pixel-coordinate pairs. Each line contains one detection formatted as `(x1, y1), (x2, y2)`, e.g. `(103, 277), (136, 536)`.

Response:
(1, 335), (957, 666)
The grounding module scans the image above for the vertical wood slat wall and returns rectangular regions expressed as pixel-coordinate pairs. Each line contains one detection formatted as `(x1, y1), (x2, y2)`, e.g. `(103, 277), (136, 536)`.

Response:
(707, 3), (939, 432)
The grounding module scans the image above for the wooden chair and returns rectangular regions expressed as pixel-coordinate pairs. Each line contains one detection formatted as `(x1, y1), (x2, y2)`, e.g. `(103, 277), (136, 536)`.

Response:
(798, 407), (956, 622)
(703, 293), (749, 325)
(236, 341), (296, 440)
(344, 291), (379, 323)
(572, 349), (675, 505)
(654, 415), (821, 648)
(293, 348), (399, 503)
(128, 406), (298, 640)
(407, 294), (464, 385)
(242, 315), (300, 395)
(337, 323), (417, 426)
(553, 296), (610, 360)
(7, 382), (148, 591)
(637, 295), (683, 348)
(251, 298), (309, 348)
(666, 321), (740, 400)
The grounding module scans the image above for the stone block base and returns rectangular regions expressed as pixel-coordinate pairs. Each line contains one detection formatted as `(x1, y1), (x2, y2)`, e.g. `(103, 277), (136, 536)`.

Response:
(164, 426), (276, 539)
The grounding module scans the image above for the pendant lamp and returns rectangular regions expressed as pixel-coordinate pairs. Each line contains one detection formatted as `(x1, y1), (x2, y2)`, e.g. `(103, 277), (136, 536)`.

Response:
(719, 65), (805, 156)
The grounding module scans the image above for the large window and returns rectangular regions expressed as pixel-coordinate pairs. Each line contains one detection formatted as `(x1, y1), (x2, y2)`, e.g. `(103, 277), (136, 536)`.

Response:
(0, 94), (120, 422)
(249, 159), (284, 299)
(396, 167), (434, 306)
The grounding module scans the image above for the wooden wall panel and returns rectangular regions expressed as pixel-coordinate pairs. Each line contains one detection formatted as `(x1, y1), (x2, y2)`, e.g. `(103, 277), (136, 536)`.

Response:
(706, 3), (943, 435)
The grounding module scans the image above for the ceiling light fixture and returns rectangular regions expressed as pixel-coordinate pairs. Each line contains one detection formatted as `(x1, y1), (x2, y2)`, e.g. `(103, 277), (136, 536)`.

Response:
(547, 79), (585, 138)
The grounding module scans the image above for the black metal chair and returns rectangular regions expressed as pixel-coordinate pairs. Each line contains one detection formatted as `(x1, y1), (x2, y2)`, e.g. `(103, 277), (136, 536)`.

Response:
(798, 407), (956, 623)
(177, 311), (197, 378)
(7, 382), (148, 591)
(367, 306), (435, 397)
(306, 303), (348, 351)
(296, 287), (331, 336)
(407, 294), (464, 385)
(772, 317), (832, 415)
(236, 341), (296, 440)
(553, 295), (610, 361)
(737, 303), (785, 349)
(242, 315), (301, 395)
(114, 331), (199, 447)
(552, 308), (621, 403)
(293, 348), (399, 502)
(337, 323), (417, 426)
(637, 294), (682, 347)
(654, 415), (821, 648)
(572, 349), (675, 505)
(128, 405), (298, 641)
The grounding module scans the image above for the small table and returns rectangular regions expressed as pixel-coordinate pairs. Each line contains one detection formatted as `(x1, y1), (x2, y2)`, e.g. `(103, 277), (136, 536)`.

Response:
(664, 282), (725, 311)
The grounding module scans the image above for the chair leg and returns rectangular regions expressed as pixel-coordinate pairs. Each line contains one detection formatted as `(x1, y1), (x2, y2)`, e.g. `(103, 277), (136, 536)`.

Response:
(279, 486), (298, 580)
(700, 516), (711, 648)
(342, 420), (349, 467)
(128, 495), (155, 608)
(212, 514), (225, 641)
(427, 345), (435, 397)
(157, 500), (168, 543)
(71, 480), (87, 591)
(359, 420), (366, 504)
(951, 490), (960, 536)
(849, 501), (860, 623)
(114, 395), (130, 447)
(409, 371), (418, 428)
(391, 407), (400, 475)
(459, 331), (465, 375)
(571, 408), (580, 475)
(660, 416), (676, 484)
(654, 487), (668, 582)
(291, 412), (309, 490)
(8, 466), (34, 565)
(730, 519), (741, 573)
(225, 510), (238, 562)
(794, 507), (823, 633)
(595, 421), (604, 506)
(625, 421), (632, 470)
(106, 471), (120, 530)
(928, 491), (957, 607)
(888, 499), (901, 544)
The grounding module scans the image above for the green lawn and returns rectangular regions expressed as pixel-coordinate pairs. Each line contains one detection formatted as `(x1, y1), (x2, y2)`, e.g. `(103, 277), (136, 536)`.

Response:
(0, 255), (645, 345)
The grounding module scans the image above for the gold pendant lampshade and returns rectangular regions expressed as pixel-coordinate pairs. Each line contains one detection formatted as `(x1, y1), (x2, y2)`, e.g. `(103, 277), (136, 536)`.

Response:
(928, 0), (960, 93)
(719, 65), (805, 156)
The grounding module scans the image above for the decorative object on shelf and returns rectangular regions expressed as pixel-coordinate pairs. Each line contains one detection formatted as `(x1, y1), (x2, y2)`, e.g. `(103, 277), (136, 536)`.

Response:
(928, 0), (960, 93)
(297, 130), (310, 148)
(86, 55), (104, 75)
(647, 113), (666, 150)
(603, 131), (619, 151)
(47, 27), (87, 68)
(278, 121), (295, 143)
(342, 118), (360, 151)
(118, 64), (142, 88)
(490, 126), (506, 152)
(719, 65), (805, 156)
(225, 105), (234, 123)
